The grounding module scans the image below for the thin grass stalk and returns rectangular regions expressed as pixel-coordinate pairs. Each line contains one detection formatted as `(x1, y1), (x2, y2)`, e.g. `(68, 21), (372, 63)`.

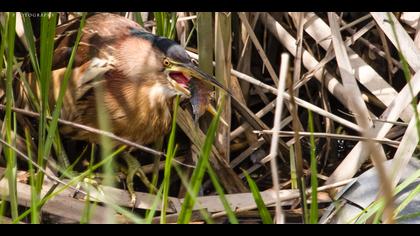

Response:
(146, 138), (163, 217)
(0, 194), (6, 221)
(60, 145), (89, 179)
(24, 128), (39, 223)
(52, 132), (69, 170)
(287, 61), (308, 223)
(160, 95), (180, 224)
(289, 145), (297, 189)
(151, 140), (163, 188)
(80, 144), (96, 224)
(144, 184), (164, 223)
(4, 12), (19, 220)
(80, 192), (93, 224)
(13, 62), (40, 111)
(308, 110), (318, 223)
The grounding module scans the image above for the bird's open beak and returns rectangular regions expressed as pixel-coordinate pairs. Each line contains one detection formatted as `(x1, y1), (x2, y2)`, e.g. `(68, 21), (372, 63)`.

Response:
(177, 63), (227, 91)
(168, 62), (228, 93)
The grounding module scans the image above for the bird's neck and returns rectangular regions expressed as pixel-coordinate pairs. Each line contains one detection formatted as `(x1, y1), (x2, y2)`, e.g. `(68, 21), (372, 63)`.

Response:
(104, 79), (175, 144)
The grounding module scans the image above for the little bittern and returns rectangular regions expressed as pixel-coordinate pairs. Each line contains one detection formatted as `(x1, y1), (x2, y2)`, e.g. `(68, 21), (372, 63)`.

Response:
(18, 13), (270, 204)
(20, 12), (269, 147)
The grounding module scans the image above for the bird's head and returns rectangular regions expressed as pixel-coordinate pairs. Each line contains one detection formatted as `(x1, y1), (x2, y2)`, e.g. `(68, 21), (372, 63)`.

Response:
(130, 29), (225, 119)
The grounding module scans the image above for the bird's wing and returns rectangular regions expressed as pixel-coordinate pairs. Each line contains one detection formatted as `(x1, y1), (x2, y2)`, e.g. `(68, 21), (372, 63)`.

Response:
(22, 13), (145, 73)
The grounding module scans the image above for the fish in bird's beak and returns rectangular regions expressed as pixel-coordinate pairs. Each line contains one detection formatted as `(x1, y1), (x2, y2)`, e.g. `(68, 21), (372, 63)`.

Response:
(166, 60), (229, 121)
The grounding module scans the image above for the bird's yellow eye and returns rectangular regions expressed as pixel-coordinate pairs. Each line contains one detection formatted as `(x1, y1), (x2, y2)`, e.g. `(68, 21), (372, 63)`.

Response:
(163, 58), (171, 67)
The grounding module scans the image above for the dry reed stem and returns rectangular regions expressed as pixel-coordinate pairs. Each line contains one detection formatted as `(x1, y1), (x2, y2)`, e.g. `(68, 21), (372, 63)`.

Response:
(215, 12), (232, 162)
(329, 13), (395, 223)
(266, 53), (290, 223)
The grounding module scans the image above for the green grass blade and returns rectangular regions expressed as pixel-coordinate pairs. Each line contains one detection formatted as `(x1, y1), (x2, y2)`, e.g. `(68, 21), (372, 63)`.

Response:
(243, 170), (273, 224)
(289, 145), (297, 189)
(21, 13), (41, 78)
(80, 143), (96, 224)
(42, 13), (86, 170)
(308, 110), (318, 223)
(394, 180), (420, 217)
(161, 95), (180, 223)
(132, 12), (144, 27)
(207, 165), (239, 224)
(154, 12), (177, 40)
(144, 185), (164, 224)
(172, 164), (214, 224)
(177, 97), (224, 224)
(396, 211), (420, 223)
(24, 128), (39, 223)
(36, 12), (58, 194)
(169, 13), (178, 40)
(154, 12), (164, 37)
(4, 12), (19, 220)
(352, 169), (420, 224)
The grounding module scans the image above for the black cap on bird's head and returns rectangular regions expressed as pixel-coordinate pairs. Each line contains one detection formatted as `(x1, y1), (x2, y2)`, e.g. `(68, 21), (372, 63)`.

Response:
(130, 28), (190, 63)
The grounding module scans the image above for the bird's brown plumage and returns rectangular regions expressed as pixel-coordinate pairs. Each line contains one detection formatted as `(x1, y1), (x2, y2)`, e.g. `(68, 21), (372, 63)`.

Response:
(20, 13), (177, 145)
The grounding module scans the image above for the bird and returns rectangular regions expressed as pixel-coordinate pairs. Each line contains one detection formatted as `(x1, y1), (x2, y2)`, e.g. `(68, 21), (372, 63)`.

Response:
(17, 12), (271, 205)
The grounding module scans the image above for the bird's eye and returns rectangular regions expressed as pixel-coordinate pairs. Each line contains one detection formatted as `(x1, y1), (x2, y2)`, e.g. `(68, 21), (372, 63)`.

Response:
(163, 58), (171, 67)
(191, 58), (198, 66)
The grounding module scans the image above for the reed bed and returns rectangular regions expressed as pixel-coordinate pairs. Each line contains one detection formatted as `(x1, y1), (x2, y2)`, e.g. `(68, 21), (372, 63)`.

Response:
(0, 12), (419, 224)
